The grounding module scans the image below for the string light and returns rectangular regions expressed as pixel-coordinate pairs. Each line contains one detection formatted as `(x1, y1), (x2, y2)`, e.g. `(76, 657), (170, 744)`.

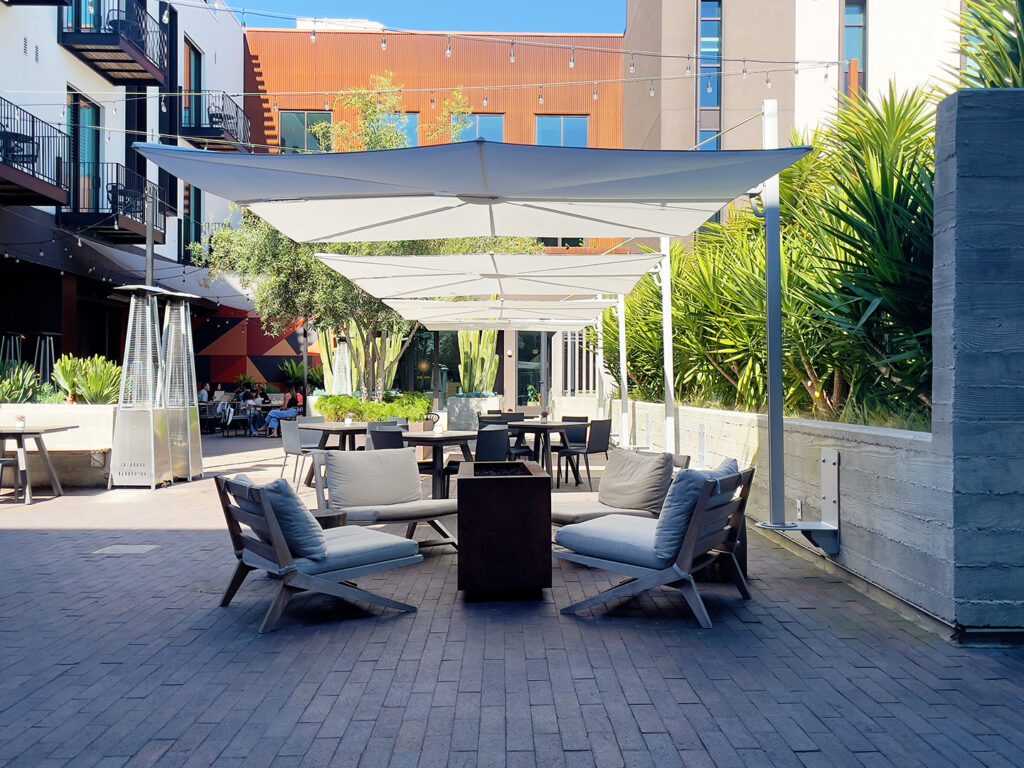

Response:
(509, 42), (515, 64)
(538, 86), (544, 105)
(628, 52), (635, 74)
(445, 36), (452, 58)
(430, 91), (436, 109)
(482, 93), (489, 108)
(765, 72), (773, 89)
(569, 46), (575, 69)
(310, 23), (317, 44)
(160, 95), (167, 112)
(742, 59), (748, 79)
(380, 35), (387, 52)
(685, 56), (692, 76)
(706, 78), (712, 94)
(162, 7), (169, 23)
(649, 80), (655, 97)
(592, 82), (598, 101)
(323, 94), (330, 110)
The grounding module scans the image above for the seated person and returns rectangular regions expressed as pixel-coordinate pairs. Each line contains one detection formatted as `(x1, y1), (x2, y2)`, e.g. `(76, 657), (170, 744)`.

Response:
(242, 392), (266, 436)
(197, 382), (211, 403)
(265, 389), (300, 438)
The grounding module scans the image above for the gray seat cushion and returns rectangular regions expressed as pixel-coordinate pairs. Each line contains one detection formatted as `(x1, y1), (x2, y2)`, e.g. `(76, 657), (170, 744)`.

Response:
(597, 450), (674, 514)
(325, 448), (423, 511)
(341, 498), (458, 523)
(555, 515), (667, 570)
(654, 459), (740, 562)
(293, 526), (419, 575)
(550, 493), (657, 526)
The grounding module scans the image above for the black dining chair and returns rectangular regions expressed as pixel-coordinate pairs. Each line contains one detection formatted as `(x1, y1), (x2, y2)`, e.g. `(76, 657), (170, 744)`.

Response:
(557, 418), (612, 491)
(366, 427), (405, 451)
(553, 416), (589, 483)
(360, 420), (399, 450)
(443, 426), (509, 497)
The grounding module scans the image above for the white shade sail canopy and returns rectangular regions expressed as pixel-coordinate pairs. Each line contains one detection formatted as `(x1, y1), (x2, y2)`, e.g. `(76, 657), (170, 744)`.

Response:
(317, 252), (664, 299)
(385, 299), (616, 325)
(135, 140), (812, 242)
(426, 320), (594, 332)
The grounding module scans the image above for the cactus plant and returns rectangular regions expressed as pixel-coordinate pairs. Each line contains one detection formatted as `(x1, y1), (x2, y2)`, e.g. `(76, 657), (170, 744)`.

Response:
(457, 330), (500, 395)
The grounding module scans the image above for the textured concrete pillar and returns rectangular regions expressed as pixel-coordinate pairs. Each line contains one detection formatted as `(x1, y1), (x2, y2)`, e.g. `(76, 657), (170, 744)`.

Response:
(933, 89), (1024, 630)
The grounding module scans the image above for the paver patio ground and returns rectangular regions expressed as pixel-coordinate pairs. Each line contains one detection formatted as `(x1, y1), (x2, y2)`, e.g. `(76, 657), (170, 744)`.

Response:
(1, 436), (1023, 767)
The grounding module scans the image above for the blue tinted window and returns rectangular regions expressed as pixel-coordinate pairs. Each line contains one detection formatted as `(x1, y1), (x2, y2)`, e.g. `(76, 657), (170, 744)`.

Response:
(535, 115), (588, 147)
(280, 110), (331, 152)
(698, 130), (720, 150)
(699, 19), (721, 65)
(700, 1), (721, 19)
(385, 113), (419, 146)
(699, 69), (720, 109)
(843, 0), (867, 94)
(455, 114), (505, 142)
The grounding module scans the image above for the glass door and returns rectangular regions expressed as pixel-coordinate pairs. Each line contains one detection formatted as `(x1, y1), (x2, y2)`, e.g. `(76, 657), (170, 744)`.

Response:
(516, 331), (542, 409)
(68, 93), (100, 212)
(183, 39), (203, 128)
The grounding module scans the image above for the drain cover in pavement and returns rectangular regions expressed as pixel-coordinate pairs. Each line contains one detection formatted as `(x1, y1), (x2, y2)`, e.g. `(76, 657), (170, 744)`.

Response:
(92, 545), (160, 555)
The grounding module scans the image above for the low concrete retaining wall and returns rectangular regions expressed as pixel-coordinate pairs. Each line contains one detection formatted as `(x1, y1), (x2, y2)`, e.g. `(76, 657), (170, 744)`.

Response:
(553, 394), (955, 625)
(0, 404), (115, 488)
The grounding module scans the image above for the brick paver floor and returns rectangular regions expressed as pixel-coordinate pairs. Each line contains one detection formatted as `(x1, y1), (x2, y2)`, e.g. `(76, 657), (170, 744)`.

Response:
(1, 436), (1023, 767)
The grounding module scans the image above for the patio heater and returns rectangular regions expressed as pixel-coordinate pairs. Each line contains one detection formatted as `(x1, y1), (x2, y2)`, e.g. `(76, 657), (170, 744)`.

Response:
(162, 291), (203, 481)
(108, 285), (172, 490)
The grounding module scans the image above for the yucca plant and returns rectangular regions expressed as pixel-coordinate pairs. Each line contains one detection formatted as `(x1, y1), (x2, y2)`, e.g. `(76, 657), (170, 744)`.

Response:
(52, 354), (85, 402)
(0, 362), (41, 404)
(235, 373), (256, 389)
(958, 0), (1024, 88)
(75, 356), (122, 404)
(457, 330), (500, 394)
(278, 360), (305, 385)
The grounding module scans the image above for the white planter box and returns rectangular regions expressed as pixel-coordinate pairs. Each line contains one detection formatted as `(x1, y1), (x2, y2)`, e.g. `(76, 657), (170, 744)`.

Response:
(0, 403), (116, 488)
(446, 395), (501, 431)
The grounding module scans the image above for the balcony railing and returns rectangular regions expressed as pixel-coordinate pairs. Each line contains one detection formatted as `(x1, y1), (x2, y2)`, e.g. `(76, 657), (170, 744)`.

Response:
(180, 90), (251, 149)
(0, 96), (70, 202)
(66, 161), (165, 233)
(61, 0), (168, 82)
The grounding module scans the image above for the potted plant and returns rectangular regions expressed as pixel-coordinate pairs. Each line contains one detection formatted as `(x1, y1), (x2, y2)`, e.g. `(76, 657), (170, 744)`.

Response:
(447, 330), (501, 430)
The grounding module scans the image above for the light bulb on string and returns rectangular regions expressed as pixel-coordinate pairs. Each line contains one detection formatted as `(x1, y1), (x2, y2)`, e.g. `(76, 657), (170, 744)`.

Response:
(112, 103), (118, 117)
(430, 91), (436, 109)
(765, 72), (772, 89)
(162, 7), (169, 23)
(706, 78), (712, 94)
(445, 36), (452, 58)
(380, 36), (387, 51)
(592, 83), (599, 101)
(794, 64), (800, 78)
(77, 237), (82, 247)
(160, 95), (166, 112)
(105, 130), (111, 145)
(649, 80), (656, 97)
(569, 46), (575, 69)
(538, 86), (544, 105)
(39, 248), (44, 258)
(509, 42), (515, 64)
(482, 93), (489, 108)
(628, 53), (636, 74)
(60, 104), (67, 121)
(324, 94), (330, 110)
(824, 64), (829, 81)
(742, 59), (748, 79)
(310, 24), (317, 44)
(686, 56), (692, 76)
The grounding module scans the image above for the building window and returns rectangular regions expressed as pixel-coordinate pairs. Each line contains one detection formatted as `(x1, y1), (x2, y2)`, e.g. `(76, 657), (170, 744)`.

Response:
(539, 238), (585, 248)
(183, 38), (202, 129)
(535, 115), (588, 147)
(454, 114), (505, 142)
(67, 90), (101, 212)
(699, 1), (722, 110)
(383, 112), (419, 146)
(181, 183), (202, 263)
(843, 0), (867, 95)
(279, 110), (331, 153)
(697, 130), (720, 151)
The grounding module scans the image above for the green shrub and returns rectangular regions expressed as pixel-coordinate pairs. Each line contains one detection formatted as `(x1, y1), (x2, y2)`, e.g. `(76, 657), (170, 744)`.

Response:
(235, 373), (256, 389)
(316, 392), (431, 423)
(32, 383), (67, 404)
(52, 354), (84, 402)
(0, 362), (41, 404)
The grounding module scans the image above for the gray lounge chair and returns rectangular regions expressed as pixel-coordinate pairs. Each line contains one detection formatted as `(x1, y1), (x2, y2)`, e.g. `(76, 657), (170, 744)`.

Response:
(216, 475), (422, 633)
(312, 447), (459, 549)
(555, 465), (754, 628)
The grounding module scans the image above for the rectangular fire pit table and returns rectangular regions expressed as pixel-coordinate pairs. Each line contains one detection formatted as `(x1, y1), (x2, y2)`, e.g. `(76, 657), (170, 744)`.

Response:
(456, 461), (552, 596)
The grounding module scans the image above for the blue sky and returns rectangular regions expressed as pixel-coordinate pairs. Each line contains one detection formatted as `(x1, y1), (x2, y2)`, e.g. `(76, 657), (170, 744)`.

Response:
(236, 0), (626, 33)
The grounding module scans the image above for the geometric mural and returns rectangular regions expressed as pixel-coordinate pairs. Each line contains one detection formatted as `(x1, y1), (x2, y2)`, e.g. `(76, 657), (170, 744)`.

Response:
(192, 307), (321, 388)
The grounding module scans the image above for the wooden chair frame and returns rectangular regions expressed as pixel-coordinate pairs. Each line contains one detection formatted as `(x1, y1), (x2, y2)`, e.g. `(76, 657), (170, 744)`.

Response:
(215, 475), (422, 633)
(555, 467), (755, 628)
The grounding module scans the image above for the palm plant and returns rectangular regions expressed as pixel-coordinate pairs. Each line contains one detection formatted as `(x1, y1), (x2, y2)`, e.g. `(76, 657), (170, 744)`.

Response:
(52, 354), (85, 402)
(0, 363), (41, 404)
(278, 360), (305, 386)
(958, 0), (1024, 88)
(75, 356), (122, 404)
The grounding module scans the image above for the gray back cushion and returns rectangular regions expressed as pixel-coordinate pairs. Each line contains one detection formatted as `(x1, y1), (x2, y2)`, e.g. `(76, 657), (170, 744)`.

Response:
(653, 459), (739, 562)
(230, 474), (272, 543)
(233, 477), (327, 561)
(598, 450), (674, 513)
(325, 447), (423, 510)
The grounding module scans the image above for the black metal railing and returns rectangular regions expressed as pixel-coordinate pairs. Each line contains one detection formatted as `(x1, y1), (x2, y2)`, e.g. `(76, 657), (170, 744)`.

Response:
(67, 161), (166, 232)
(63, 0), (169, 74)
(0, 96), (70, 192)
(180, 90), (251, 147)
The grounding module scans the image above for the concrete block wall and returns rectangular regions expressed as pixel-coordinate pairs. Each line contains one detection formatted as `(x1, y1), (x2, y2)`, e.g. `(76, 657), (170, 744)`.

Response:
(933, 89), (1024, 629)
(554, 394), (955, 622)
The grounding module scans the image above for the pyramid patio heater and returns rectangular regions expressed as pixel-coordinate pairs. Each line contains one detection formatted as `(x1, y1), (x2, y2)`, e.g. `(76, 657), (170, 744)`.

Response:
(109, 286), (172, 489)
(162, 291), (203, 480)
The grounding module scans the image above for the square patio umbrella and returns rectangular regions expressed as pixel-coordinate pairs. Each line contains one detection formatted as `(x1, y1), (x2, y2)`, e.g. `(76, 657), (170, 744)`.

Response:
(134, 139), (810, 242)
(383, 299), (617, 325)
(317, 252), (664, 299)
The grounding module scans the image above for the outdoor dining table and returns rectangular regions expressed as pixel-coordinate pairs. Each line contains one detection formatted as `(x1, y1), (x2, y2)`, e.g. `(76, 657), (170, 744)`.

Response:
(400, 430), (475, 500)
(507, 421), (580, 486)
(298, 421), (370, 486)
(0, 425), (77, 505)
